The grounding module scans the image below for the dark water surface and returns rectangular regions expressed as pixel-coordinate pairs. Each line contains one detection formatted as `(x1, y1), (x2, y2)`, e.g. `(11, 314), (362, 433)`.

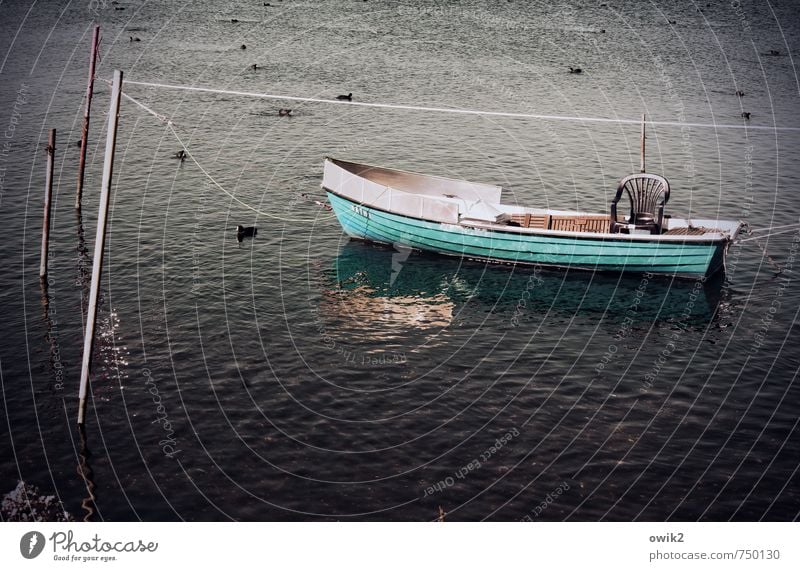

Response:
(1, 0), (799, 521)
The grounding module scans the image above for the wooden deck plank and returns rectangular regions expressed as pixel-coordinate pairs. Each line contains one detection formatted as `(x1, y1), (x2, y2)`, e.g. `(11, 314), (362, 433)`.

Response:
(664, 227), (718, 236)
(508, 213), (620, 233)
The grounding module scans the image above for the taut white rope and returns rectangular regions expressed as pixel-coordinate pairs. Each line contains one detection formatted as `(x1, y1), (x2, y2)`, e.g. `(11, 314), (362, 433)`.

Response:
(120, 90), (171, 124)
(743, 222), (800, 234)
(122, 78), (800, 132)
(113, 82), (800, 238)
(737, 226), (800, 242)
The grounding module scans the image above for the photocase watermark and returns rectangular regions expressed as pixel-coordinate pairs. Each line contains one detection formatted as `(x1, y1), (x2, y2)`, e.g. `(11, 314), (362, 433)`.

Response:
(724, 143), (754, 280)
(306, 254), (411, 367)
(577, 3), (696, 181)
(142, 368), (181, 458)
(592, 272), (652, 383)
(397, 5), (539, 33)
(510, 265), (543, 326)
(520, 481), (571, 520)
(307, 302), (407, 366)
(730, 0), (753, 37)
(749, 228), (800, 354)
(0, 82), (29, 200)
(650, 54), (696, 181)
(641, 277), (705, 391)
(44, 276), (66, 393)
(20, 531), (46, 559)
(190, 181), (210, 295)
(423, 427), (519, 497)
(284, 135), (369, 215)
(3, 83), (28, 139)
(46, 530), (158, 562)
(456, 70), (573, 170)
(334, 135), (369, 158)
(88, 0), (110, 16)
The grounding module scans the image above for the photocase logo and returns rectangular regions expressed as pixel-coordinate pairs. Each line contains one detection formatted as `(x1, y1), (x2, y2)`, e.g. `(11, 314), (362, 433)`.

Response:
(20, 531), (45, 559)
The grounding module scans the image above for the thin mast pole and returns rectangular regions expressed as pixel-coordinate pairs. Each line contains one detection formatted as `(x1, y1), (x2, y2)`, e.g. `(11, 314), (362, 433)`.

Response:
(76, 25), (100, 209)
(640, 114), (646, 173)
(39, 128), (56, 279)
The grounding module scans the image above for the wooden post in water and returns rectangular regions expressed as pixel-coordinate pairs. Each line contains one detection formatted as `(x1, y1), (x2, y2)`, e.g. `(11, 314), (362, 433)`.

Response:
(78, 69), (122, 427)
(76, 25), (100, 210)
(39, 128), (56, 279)
(640, 114), (646, 173)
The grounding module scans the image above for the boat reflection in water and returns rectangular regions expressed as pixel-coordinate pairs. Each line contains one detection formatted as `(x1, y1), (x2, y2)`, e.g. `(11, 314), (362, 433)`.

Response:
(320, 248), (456, 333)
(320, 241), (725, 330)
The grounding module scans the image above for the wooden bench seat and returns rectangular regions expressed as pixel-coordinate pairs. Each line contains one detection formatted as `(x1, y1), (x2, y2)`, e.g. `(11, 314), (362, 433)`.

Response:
(550, 215), (611, 233)
(508, 213), (610, 233)
(509, 213), (551, 229)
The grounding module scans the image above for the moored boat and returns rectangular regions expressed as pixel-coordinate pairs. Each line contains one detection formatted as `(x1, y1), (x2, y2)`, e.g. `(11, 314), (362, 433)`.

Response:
(321, 157), (743, 279)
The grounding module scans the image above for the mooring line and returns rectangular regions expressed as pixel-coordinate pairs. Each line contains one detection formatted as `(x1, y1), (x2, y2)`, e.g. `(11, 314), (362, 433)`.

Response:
(735, 223), (800, 274)
(738, 226), (800, 243)
(167, 122), (333, 222)
(115, 88), (334, 223)
(743, 222), (800, 234)
(121, 78), (800, 132)
(750, 237), (783, 274)
(120, 90), (172, 124)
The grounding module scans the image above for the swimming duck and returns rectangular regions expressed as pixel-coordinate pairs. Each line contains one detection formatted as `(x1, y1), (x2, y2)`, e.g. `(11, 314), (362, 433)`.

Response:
(336, 93), (353, 100)
(568, 67), (582, 74)
(278, 108), (293, 117)
(236, 225), (257, 241)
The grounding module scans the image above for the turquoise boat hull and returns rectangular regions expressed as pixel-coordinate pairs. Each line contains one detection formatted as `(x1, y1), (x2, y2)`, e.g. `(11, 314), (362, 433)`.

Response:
(326, 191), (727, 278)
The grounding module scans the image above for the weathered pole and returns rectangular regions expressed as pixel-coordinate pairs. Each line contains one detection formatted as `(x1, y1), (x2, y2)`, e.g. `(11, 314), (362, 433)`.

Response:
(39, 128), (56, 279)
(640, 114), (646, 173)
(78, 69), (122, 426)
(75, 25), (100, 210)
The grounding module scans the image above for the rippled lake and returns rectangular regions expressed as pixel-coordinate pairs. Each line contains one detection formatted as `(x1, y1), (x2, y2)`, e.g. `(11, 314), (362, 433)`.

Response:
(1, 0), (799, 521)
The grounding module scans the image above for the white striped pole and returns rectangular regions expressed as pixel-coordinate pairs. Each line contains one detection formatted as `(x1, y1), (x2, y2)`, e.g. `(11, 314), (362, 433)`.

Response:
(78, 69), (122, 426)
